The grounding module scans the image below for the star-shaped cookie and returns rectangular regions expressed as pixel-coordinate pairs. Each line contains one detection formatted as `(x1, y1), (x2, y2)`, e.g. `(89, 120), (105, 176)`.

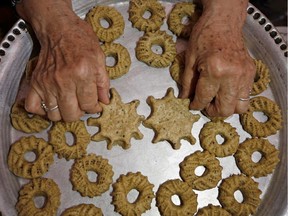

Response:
(143, 87), (200, 149)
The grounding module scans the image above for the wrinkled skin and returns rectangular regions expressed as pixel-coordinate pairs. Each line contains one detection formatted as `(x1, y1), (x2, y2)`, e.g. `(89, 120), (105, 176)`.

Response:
(180, 0), (256, 117)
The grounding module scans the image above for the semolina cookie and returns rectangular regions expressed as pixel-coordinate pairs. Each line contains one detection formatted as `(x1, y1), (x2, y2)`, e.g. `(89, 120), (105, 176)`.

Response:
(16, 177), (61, 216)
(49, 120), (90, 160)
(218, 174), (262, 216)
(128, 0), (165, 32)
(61, 204), (103, 216)
(179, 150), (223, 190)
(70, 154), (114, 198)
(85, 5), (124, 42)
(167, 2), (201, 38)
(251, 59), (270, 96)
(196, 204), (232, 216)
(136, 30), (177, 68)
(8, 136), (54, 179)
(240, 96), (282, 138)
(169, 51), (185, 85)
(156, 179), (198, 216)
(199, 121), (239, 157)
(234, 138), (280, 177)
(10, 100), (50, 133)
(87, 88), (144, 150)
(101, 42), (131, 79)
(111, 172), (155, 216)
(144, 87), (200, 149)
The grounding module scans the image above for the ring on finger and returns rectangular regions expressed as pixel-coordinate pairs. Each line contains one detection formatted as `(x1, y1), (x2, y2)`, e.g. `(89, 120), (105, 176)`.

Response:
(41, 101), (59, 112)
(238, 97), (250, 101)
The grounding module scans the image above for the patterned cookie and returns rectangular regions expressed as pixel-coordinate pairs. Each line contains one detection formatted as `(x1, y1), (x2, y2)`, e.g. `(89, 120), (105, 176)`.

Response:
(196, 204), (231, 216)
(85, 5), (124, 42)
(169, 51), (185, 85)
(199, 121), (239, 157)
(143, 87), (200, 149)
(240, 96), (282, 137)
(49, 120), (90, 160)
(16, 178), (61, 216)
(251, 59), (271, 96)
(111, 172), (154, 215)
(156, 179), (198, 215)
(87, 88), (144, 150)
(179, 150), (223, 190)
(10, 100), (50, 133)
(218, 174), (262, 216)
(234, 138), (280, 177)
(70, 154), (114, 198)
(128, 0), (165, 32)
(101, 42), (131, 79)
(61, 204), (103, 216)
(136, 30), (177, 68)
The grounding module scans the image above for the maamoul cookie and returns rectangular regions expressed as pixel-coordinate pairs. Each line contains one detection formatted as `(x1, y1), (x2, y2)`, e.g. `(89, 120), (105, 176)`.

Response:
(169, 51), (185, 85)
(179, 150), (223, 190)
(196, 204), (231, 216)
(156, 179), (198, 215)
(251, 59), (270, 96)
(240, 96), (282, 137)
(49, 120), (90, 160)
(144, 87), (200, 149)
(234, 138), (280, 177)
(16, 177), (61, 216)
(111, 172), (154, 216)
(10, 100), (50, 133)
(101, 42), (131, 79)
(167, 2), (201, 38)
(70, 154), (114, 197)
(85, 5), (124, 42)
(87, 88), (144, 150)
(136, 30), (177, 68)
(128, 0), (165, 32)
(218, 174), (262, 216)
(199, 121), (239, 157)
(8, 136), (54, 179)
(61, 204), (103, 216)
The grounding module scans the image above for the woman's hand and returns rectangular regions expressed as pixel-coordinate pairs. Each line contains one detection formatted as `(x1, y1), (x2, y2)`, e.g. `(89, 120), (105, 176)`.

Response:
(180, 0), (256, 117)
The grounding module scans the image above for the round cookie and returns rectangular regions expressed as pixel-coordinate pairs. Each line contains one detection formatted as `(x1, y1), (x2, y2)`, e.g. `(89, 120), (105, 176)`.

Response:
(136, 30), (176, 68)
(16, 178), (61, 216)
(85, 5), (124, 42)
(240, 96), (282, 138)
(8, 136), (54, 179)
(128, 0), (165, 32)
(49, 120), (90, 160)
(199, 121), (239, 157)
(70, 154), (114, 198)
(196, 204), (231, 216)
(169, 51), (185, 85)
(101, 42), (131, 79)
(111, 172), (154, 215)
(234, 138), (280, 177)
(179, 150), (223, 190)
(218, 174), (261, 216)
(251, 59), (270, 96)
(156, 179), (198, 215)
(61, 204), (103, 216)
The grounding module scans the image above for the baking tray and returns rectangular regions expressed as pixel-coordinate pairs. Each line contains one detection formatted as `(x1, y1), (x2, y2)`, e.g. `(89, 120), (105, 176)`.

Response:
(0, 1), (287, 215)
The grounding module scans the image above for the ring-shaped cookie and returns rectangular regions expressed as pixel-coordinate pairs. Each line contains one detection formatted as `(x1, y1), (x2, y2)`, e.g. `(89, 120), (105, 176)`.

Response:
(199, 121), (239, 157)
(8, 136), (54, 179)
(16, 178), (61, 216)
(129, 0), (165, 32)
(251, 59), (270, 96)
(111, 172), (154, 215)
(196, 204), (231, 216)
(49, 120), (90, 160)
(156, 179), (198, 215)
(70, 154), (114, 198)
(179, 150), (223, 190)
(10, 100), (50, 133)
(85, 5), (124, 42)
(167, 2), (201, 38)
(101, 42), (131, 79)
(235, 138), (280, 177)
(61, 204), (103, 216)
(218, 174), (261, 216)
(136, 30), (176, 68)
(240, 96), (282, 137)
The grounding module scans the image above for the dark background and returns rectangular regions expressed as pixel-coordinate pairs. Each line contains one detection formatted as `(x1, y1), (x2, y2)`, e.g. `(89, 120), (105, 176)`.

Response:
(0, 0), (287, 41)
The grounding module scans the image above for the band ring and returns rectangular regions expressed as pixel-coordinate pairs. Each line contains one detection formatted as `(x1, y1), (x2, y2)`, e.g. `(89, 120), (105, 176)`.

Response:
(238, 97), (250, 101)
(41, 101), (59, 112)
